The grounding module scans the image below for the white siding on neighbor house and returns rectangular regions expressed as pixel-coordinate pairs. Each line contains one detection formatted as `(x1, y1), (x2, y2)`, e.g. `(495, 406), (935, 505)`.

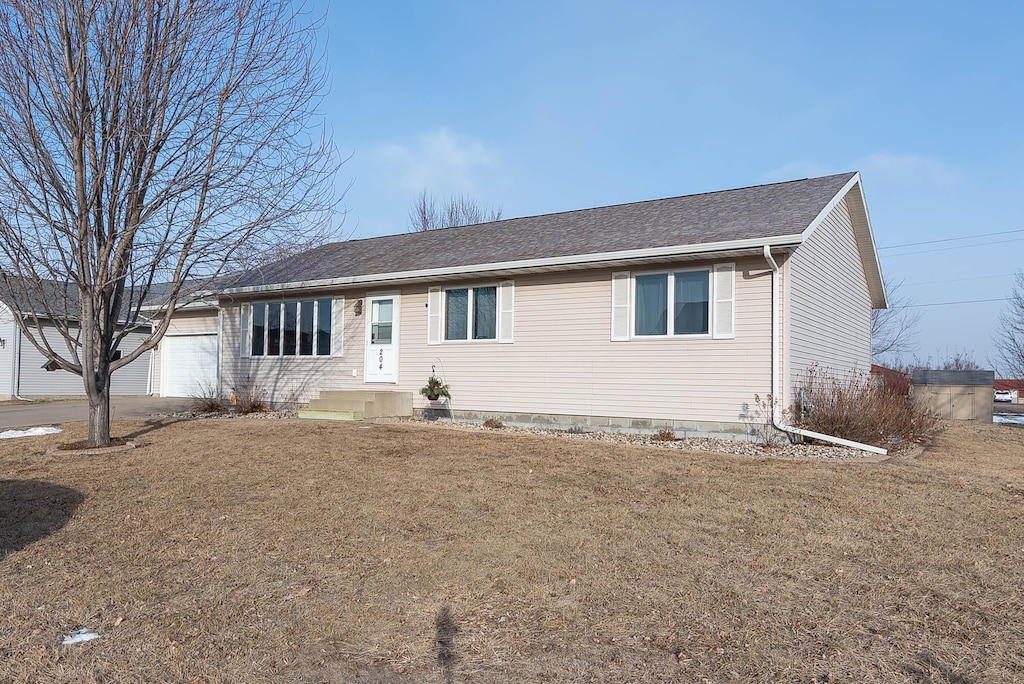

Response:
(18, 324), (152, 396)
(0, 304), (15, 398)
(152, 309), (220, 397)
(786, 196), (872, 402)
(220, 256), (776, 423)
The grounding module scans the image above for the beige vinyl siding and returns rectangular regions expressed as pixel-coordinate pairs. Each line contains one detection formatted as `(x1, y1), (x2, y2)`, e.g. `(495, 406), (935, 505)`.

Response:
(787, 197), (872, 399)
(152, 309), (219, 397)
(399, 259), (771, 422)
(219, 256), (774, 422)
(220, 297), (365, 404)
(18, 324), (152, 396)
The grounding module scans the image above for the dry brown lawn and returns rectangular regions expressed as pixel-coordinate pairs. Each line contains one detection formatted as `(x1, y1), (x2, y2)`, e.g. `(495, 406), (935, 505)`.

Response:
(1, 418), (1022, 683)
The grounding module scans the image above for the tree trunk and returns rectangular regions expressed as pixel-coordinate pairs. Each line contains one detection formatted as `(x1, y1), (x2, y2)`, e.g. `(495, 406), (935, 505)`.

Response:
(86, 380), (112, 448)
(86, 366), (112, 446)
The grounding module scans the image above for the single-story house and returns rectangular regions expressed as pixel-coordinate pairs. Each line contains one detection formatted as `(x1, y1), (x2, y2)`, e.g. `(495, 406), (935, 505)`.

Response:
(0, 298), (152, 399)
(155, 171), (887, 436)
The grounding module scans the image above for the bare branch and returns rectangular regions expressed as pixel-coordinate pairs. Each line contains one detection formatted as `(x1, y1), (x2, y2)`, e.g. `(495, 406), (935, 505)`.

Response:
(407, 189), (501, 232)
(0, 0), (343, 445)
(872, 275), (922, 361)
(992, 269), (1024, 377)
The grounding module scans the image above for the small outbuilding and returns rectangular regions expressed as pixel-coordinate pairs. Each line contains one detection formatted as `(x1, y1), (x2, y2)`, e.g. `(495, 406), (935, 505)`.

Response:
(911, 369), (996, 422)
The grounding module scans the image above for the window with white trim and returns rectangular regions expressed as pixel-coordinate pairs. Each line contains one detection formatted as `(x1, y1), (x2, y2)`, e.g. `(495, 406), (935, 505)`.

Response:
(428, 281), (514, 344)
(611, 265), (734, 340)
(248, 297), (335, 356)
(445, 285), (496, 340)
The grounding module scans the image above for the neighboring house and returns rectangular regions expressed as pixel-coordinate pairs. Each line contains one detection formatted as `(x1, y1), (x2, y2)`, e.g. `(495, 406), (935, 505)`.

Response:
(994, 379), (1024, 404)
(911, 369), (996, 422)
(0, 298), (152, 399)
(870, 363), (912, 396)
(159, 172), (887, 435)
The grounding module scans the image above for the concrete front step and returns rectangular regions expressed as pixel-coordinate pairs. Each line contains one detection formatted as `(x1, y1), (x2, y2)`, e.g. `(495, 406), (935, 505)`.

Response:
(297, 408), (363, 421)
(300, 390), (413, 421)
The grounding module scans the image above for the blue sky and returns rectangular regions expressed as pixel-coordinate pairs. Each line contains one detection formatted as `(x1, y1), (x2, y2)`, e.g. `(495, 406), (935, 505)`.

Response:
(316, 1), (1023, 368)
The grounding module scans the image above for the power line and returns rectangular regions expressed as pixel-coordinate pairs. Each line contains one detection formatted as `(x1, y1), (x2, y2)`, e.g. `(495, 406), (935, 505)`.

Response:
(892, 297), (1010, 309)
(903, 273), (1017, 286)
(881, 237), (1024, 258)
(878, 227), (1024, 250)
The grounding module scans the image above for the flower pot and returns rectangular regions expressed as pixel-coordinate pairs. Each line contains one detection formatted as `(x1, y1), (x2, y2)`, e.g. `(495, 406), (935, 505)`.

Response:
(427, 393), (439, 401)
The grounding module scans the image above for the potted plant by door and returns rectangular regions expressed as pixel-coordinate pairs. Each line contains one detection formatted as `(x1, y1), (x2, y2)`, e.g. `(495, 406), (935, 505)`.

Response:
(420, 374), (451, 402)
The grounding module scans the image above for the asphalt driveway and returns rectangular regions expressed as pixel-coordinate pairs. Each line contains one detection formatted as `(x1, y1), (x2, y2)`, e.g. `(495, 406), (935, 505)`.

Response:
(0, 397), (192, 430)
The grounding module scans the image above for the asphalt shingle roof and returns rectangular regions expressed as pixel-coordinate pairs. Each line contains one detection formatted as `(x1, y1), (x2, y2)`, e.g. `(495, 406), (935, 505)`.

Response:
(233, 172), (857, 288)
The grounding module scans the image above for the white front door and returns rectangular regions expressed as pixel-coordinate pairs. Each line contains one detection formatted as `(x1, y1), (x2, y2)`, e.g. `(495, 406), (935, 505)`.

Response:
(364, 294), (399, 383)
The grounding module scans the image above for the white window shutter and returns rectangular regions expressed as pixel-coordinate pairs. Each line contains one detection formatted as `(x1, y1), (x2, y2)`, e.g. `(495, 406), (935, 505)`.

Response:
(713, 264), (735, 339)
(611, 272), (630, 341)
(331, 297), (345, 356)
(498, 280), (514, 343)
(427, 288), (443, 344)
(239, 303), (251, 358)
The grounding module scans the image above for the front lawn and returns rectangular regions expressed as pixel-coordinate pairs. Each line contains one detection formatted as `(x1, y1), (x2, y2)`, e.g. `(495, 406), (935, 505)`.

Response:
(1, 418), (1022, 682)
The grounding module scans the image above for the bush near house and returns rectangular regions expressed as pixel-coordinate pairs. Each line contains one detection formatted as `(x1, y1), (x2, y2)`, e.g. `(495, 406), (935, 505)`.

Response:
(798, 366), (941, 447)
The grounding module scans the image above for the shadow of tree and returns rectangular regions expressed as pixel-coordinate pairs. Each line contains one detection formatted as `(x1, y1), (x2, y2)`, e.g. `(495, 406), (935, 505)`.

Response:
(0, 480), (84, 562)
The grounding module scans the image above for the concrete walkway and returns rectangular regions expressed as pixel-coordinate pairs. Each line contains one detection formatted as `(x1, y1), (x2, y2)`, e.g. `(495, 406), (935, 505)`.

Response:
(0, 397), (192, 430)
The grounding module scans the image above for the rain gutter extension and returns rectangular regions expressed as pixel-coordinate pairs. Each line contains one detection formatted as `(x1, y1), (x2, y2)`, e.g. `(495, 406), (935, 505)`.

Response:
(762, 245), (886, 455)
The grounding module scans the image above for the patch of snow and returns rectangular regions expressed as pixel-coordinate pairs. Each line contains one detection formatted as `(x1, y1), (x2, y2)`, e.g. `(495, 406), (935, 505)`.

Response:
(0, 426), (61, 439)
(62, 628), (102, 645)
(994, 414), (1024, 425)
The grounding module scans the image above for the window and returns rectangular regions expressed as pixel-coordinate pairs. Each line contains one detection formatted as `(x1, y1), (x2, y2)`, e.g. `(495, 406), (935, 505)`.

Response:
(444, 285), (497, 341)
(428, 281), (514, 344)
(249, 298), (334, 356)
(610, 265), (734, 341)
(633, 270), (709, 336)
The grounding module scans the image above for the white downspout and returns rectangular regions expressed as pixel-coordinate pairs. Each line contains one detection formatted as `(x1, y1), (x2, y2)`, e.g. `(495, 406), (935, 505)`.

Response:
(13, 324), (32, 402)
(763, 245), (886, 456)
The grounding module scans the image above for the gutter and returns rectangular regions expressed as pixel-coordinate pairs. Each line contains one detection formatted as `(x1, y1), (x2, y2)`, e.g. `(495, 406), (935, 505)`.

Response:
(762, 245), (886, 455)
(12, 325), (32, 402)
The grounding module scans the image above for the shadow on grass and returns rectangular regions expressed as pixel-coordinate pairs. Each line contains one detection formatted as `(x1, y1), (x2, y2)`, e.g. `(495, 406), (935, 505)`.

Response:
(0, 480), (84, 562)
(436, 604), (459, 684)
(118, 418), (179, 442)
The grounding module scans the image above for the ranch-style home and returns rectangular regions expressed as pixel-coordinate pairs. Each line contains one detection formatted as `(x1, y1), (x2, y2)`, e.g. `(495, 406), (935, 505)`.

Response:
(153, 171), (886, 436)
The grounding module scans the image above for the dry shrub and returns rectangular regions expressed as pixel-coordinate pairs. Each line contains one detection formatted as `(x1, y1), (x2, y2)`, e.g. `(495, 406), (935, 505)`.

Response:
(231, 376), (269, 414)
(482, 418), (505, 429)
(654, 428), (676, 441)
(189, 384), (225, 414)
(798, 366), (940, 446)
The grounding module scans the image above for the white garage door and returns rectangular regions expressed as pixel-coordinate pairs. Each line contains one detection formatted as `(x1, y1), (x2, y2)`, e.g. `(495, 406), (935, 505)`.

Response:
(161, 334), (219, 397)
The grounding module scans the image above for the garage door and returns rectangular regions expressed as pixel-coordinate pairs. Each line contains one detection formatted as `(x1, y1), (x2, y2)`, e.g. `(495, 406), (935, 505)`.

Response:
(161, 334), (218, 397)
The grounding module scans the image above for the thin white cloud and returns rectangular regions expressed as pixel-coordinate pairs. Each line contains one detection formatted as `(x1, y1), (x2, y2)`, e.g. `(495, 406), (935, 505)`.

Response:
(857, 152), (959, 187)
(370, 128), (498, 196)
(762, 153), (958, 187)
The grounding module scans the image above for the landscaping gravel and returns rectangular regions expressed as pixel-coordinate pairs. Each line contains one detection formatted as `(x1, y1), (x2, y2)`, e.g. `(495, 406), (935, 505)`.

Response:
(412, 419), (899, 460)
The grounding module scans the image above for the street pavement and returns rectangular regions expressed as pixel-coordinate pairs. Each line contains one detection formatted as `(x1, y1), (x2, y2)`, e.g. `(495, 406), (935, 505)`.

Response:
(0, 396), (192, 430)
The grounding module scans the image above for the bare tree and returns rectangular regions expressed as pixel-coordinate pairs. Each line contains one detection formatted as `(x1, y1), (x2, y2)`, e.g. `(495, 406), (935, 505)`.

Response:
(0, 0), (341, 446)
(872, 275), (922, 361)
(992, 269), (1024, 377)
(408, 190), (502, 232)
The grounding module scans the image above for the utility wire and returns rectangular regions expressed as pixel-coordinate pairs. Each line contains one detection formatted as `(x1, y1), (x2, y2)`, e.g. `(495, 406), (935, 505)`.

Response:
(891, 297), (1010, 309)
(903, 273), (1016, 287)
(881, 237), (1024, 258)
(878, 227), (1024, 250)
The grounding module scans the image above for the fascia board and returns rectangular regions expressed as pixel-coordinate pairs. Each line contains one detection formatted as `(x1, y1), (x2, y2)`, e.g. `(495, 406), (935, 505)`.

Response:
(222, 234), (805, 296)
(799, 172), (888, 309)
